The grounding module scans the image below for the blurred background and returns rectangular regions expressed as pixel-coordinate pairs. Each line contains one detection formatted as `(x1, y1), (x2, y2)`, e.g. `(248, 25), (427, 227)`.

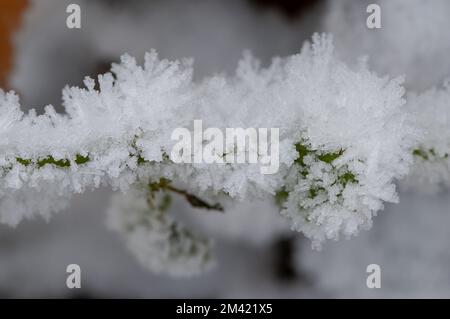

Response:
(1, 0), (450, 298)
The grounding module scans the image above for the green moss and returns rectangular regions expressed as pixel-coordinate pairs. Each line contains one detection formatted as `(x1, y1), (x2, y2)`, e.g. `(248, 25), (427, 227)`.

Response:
(294, 142), (343, 166)
(413, 148), (450, 161)
(16, 154), (90, 168)
(317, 149), (343, 164)
(338, 171), (358, 187)
(294, 143), (310, 166)
(292, 141), (358, 205)
(37, 156), (70, 168)
(16, 157), (31, 166)
(137, 155), (147, 165)
(429, 148), (437, 157)
(308, 187), (325, 199)
(413, 148), (429, 160)
(75, 154), (90, 165)
(275, 188), (289, 207)
(136, 152), (168, 165)
(308, 188), (317, 199)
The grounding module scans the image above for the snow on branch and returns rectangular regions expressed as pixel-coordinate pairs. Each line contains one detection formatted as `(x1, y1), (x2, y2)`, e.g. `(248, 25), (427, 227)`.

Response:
(0, 33), (418, 250)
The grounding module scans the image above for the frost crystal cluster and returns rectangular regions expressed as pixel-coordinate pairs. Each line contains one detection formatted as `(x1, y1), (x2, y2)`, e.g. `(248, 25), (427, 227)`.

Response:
(107, 186), (214, 276)
(402, 84), (450, 192)
(0, 33), (419, 270)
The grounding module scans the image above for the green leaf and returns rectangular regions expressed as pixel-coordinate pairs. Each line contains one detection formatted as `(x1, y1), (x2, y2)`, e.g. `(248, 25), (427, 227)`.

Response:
(75, 154), (90, 165)
(294, 143), (310, 166)
(317, 149), (343, 164)
(338, 171), (358, 187)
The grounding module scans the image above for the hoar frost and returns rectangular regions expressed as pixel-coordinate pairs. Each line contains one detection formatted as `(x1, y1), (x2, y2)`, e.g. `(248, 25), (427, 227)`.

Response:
(107, 187), (214, 277)
(0, 33), (418, 253)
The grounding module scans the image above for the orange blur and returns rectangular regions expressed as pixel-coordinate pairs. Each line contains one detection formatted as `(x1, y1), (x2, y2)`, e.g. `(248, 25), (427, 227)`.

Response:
(0, 0), (28, 88)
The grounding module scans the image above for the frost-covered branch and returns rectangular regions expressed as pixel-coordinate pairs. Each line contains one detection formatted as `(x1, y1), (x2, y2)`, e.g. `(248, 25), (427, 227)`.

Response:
(402, 83), (450, 192)
(107, 185), (214, 277)
(0, 33), (418, 250)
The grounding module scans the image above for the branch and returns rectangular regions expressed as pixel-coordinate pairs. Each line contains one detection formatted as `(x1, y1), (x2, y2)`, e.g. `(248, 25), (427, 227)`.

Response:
(0, 33), (422, 248)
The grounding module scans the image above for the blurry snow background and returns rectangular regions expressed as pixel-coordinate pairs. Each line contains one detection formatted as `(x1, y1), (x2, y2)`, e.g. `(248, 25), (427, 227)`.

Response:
(1, 0), (450, 297)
